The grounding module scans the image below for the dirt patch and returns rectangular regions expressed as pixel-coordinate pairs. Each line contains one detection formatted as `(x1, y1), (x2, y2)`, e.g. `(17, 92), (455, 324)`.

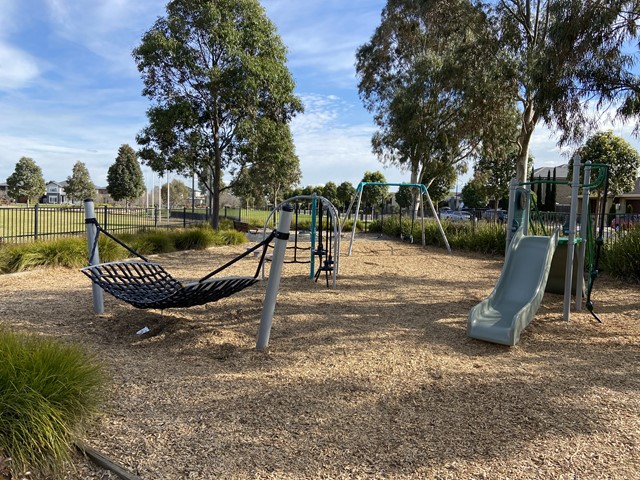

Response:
(1, 234), (638, 479)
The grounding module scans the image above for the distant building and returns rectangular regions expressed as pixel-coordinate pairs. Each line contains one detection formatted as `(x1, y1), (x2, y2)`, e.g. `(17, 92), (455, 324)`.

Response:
(532, 164), (571, 209)
(615, 176), (640, 214)
(42, 181), (68, 204)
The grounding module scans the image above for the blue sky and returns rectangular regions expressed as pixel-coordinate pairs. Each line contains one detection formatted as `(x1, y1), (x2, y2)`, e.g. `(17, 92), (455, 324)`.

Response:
(1, 0), (638, 192)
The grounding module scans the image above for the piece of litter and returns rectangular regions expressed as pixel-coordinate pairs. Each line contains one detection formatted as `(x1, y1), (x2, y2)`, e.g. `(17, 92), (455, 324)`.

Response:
(136, 326), (150, 335)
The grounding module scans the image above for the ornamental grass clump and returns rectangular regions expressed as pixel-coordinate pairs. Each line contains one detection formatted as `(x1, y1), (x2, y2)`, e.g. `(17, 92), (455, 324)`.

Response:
(601, 225), (640, 282)
(171, 226), (218, 250)
(0, 238), (86, 273)
(0, 329), (105, 478)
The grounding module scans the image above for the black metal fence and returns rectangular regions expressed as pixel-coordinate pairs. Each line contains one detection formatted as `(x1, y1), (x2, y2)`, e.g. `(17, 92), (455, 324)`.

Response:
(2, 203), (635, 246)
(0, 205), (216, 244)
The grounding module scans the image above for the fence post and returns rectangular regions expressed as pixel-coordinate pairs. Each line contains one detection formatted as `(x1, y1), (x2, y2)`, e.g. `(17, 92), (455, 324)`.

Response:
(103, 205), (108, 231)
(183, 207), (187, 228)
(33, 203), (39, 240)
(84, 199), (104, 314)
(154, 206), (158, 228)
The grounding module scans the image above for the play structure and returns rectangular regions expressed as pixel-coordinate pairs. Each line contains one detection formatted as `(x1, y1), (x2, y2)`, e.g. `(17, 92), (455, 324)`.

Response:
(341, 182), (450, 255)
(82, 200), (292, 348)
(467, 159), (609, 346)
(263, 194), (340, 288)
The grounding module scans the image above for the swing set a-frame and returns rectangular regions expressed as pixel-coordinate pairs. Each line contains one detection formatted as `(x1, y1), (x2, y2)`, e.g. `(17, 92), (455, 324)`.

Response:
(340, 181), (451, 255)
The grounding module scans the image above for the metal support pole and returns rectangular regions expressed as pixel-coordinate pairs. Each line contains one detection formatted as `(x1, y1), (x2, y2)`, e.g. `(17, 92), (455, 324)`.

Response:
(256, 205), (293, 350)
(505, 178), (518, 248)
(310, 193), (317, 279)
(563, 155), (582, 321)
(347, 188), (364, 256)
(575, 162), (591, 311)
(84, 199), (104, 314)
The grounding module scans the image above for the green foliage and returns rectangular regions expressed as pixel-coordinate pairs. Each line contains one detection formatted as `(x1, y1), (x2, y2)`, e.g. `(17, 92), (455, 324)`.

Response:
(0, 329), (104, 478)
(395, 186), (412, 210)
(106, 144), (145, 204)
(0, 227), (248, 273)
(460, 177), (488, 209)
(371, 217), (506, 255)
(65, 161), (96, 202)
(321, 182), (339, 206)
(232, 118), (301, 208)
(360, 171), (388, 209)
(134, 0), (303, 228)
(172, 226), (218, 251)
(601, 226), (640, 282)
(161, 178), (191, 208)
(357, 0), (504, 184)
(0, 238), (87, 273)
(336, 182), (356, 211)
(571, 131), (640, 197)
(6, 157), (46, 205)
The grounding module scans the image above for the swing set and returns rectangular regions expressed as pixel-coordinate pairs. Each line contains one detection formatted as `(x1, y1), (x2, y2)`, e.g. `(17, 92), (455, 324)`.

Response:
(341, 181), (450, 255)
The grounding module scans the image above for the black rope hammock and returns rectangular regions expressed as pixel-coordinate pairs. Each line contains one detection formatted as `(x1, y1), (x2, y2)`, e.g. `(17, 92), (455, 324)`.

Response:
(81, 218), (281, 310)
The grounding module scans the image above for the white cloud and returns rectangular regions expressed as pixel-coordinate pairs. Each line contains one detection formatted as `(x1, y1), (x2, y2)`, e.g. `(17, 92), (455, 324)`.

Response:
(0, 42), (40, 89)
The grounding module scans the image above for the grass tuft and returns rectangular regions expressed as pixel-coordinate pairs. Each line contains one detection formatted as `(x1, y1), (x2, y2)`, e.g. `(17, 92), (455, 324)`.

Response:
(0, 329), (104, 478)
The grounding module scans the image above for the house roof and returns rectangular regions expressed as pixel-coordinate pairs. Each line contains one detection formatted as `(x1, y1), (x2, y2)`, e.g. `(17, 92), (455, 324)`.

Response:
(617, 176), (640, 198)
(46, 180), (68, 187)
(532, 164), (569, 179)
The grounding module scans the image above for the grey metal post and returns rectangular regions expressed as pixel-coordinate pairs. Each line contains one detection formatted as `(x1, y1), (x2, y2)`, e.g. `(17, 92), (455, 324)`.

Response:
(563, 155), (582, 321)
(84, 199), (104, 314)
(505, 178), (518, 247)
(256, 205), (293, 350)
(347, 188), (364, 256)
(575, 162), (591, 311)
(424, 188), (451, 253)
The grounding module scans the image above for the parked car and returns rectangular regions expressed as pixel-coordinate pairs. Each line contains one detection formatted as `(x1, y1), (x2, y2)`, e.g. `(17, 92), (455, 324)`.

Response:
(482, 209), (507, 223)
(440, 209), (472, 222)
(611, 214), (640, 231)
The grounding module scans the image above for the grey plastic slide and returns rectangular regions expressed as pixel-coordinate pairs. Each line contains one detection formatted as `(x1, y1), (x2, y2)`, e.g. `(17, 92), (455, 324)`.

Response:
(467, 227), (559, 346)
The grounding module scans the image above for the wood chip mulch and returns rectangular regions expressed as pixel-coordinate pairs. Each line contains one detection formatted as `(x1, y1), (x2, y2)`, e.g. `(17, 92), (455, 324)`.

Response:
(1, 234), (638, 479)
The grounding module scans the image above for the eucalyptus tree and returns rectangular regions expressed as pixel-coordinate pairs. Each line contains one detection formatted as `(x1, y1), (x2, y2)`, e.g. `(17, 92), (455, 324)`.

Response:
(133, 0), (303, 228)
(356, 0), (511, 187)
(491, 0), (640, 182)
(231, 118), (301, 208)
(65, 161), (96, 202)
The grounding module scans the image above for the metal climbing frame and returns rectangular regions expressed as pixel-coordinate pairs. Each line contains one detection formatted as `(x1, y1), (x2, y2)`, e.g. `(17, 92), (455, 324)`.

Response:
(263, 194), (340, 288)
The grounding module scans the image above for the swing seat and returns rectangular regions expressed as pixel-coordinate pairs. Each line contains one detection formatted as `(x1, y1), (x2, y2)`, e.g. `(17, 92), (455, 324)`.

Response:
(81, 261), (259, 310)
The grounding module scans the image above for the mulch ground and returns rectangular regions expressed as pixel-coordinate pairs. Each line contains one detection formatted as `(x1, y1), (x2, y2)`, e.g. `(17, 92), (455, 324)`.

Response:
(1, 233), (638, 479)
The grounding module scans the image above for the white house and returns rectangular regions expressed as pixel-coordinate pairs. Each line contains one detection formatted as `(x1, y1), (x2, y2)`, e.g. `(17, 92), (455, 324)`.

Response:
(43, 181), (68, 204)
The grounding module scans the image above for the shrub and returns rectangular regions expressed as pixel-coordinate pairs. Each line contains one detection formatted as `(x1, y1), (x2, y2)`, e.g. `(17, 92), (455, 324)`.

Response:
(172, 226), (217, 250)
(601, 225), (640, 282)
(0, 238), (86, 273)
(0, 329), (104, 478)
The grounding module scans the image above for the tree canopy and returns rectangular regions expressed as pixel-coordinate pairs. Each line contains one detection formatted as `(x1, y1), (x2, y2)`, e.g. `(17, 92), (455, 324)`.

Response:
(360, 171), (388, 210)
(107, 145), (145, 206)
(133, 0), (302, 228)
(231, 118), (301, 208)
(570, 131), (640, 198)
(65, 161), (96, 202)
(359, 0), (640, 187)
(356, 0), (512, 185)
(6, 157), (45, 205)
(336, 181), (356, 212)
(161, 178), (191, 208)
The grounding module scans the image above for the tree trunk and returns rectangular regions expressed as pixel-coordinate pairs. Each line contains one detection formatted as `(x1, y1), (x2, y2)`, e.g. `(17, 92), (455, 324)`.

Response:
(212, 155), (221, 230)
(516, 100), (537, 183)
